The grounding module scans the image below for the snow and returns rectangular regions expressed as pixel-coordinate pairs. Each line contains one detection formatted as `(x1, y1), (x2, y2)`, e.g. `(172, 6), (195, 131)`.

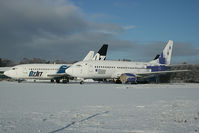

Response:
(0, 81), (199, 133)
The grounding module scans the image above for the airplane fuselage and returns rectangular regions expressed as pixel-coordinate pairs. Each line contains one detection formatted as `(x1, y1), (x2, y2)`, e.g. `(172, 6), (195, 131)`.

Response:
(66, 60), (169, 79)
(3, 44), (108, 82)
(65, 40), (174, 84)
(4, 64), (70, 80)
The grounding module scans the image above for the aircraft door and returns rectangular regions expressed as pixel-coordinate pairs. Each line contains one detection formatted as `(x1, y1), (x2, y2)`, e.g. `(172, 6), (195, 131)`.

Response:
(23, 68), (28, 77)
(77, 64), (83, 76)
(80, 67), (83, 74)
(13, 68), (18, 78)
(88, 64), (93, 75)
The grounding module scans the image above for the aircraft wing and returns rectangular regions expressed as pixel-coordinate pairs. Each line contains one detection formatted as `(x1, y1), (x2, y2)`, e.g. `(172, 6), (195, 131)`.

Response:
(166, 64), (190, 67)
(136, 70), (190, 77)
(47, 73), (70, 78)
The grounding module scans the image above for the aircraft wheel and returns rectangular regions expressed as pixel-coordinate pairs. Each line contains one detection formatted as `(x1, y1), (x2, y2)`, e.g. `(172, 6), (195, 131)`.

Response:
(80, 81), (84, 84)
(51, 79), (54, 83)
(18, 80), (22, 83)
(115, 79), (122, 84)
(56, 79), (60, 83)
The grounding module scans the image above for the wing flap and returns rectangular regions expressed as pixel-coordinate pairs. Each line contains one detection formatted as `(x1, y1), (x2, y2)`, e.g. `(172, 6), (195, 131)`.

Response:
(47, 73), (69, 78)
(136, 70), (190, 77)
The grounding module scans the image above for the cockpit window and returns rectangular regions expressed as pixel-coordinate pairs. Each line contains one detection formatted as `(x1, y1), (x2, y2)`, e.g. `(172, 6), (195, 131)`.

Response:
(76, 64), (82, 67)
(12, 68), (16, 70)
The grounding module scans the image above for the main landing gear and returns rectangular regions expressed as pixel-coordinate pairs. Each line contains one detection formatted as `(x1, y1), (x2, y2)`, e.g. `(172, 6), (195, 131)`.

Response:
(50, 79), (60, 83)
(56, 79), (60, 83)
(80, 80), (84, 84)
(51, 78), (69, 84)
(17, 79), (22, 83)
(63, 78), (69, 83)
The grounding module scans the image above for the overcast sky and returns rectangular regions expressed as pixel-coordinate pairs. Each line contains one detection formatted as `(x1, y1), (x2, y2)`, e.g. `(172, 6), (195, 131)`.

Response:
(0, 0), (199, 64)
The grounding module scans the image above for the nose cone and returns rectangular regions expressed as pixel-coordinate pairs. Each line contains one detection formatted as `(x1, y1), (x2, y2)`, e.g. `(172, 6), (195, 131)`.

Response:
(65, 67), (73, 76)
(4, 70), (12, 78)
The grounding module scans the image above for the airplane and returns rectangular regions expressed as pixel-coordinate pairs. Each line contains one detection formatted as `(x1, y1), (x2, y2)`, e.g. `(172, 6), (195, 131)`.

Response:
(4, 44), (108, 83)
(83, 44), (108, 61)
(65, 40), (189, 84)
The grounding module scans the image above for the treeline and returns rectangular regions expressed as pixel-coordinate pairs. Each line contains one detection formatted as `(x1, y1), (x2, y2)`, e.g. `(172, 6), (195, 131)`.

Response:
(0, 58), (76, 67)
(0, 58), (14, 67)
(170, 64), (199, 83)
(158, 64), (199, 83)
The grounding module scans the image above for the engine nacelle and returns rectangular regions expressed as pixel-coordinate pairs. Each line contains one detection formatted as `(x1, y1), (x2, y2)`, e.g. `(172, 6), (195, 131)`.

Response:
(120, 73), (137, 84)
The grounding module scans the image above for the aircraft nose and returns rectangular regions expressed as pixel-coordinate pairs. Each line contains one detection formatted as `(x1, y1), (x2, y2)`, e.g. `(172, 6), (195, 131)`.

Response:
(65, 67), (73, 76)
(4, 70), (11, 78)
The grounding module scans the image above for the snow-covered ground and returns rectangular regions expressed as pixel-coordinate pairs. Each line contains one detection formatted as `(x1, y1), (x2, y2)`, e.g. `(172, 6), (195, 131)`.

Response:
(0, 81), (199, 133)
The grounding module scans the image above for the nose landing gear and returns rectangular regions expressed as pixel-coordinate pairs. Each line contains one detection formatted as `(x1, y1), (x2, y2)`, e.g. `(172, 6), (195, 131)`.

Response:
(80, 80), (84, 84)
(63, 78), (69, 83)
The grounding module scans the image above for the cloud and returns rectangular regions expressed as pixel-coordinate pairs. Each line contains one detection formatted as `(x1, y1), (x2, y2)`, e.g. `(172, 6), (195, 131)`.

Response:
(0, 0), (198, 64)
(112, 41), (199, 64)
(0, 0), (129, 62)
(134, 41), (199, 57)
(173, 42), (199, 56)
(88, 22), (125, 35)
(123, 25), (136, 30)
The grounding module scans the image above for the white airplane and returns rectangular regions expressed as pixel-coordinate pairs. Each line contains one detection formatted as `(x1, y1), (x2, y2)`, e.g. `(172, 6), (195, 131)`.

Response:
(4, 44), (108, 83)
(83, 44), (108, 61)
(66, 40), (188, 84)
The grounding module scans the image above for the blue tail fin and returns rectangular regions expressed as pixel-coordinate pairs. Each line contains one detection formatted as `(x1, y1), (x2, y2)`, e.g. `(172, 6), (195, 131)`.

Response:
(150, 40), (173, 65)
(57, 65), (69, 73)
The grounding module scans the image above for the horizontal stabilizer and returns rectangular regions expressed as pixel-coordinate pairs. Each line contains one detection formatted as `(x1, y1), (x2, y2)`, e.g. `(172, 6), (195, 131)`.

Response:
(153, 54), (160, 60)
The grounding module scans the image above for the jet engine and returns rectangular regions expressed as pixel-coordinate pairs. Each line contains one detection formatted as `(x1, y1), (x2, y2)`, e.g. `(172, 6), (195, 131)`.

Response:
(120, 73), (137, 84)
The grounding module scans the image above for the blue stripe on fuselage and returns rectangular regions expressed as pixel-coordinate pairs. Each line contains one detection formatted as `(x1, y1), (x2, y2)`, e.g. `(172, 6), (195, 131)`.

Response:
(147, 65), (169, 72)
(125, 73), (136, 77)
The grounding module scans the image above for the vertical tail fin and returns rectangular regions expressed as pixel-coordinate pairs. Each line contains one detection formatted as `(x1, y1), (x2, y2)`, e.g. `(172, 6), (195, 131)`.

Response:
(160, 40), (173, 65)
(93, 44), (108, 60)
(83, 51), (94, 61)
(150, 40), (173, 65)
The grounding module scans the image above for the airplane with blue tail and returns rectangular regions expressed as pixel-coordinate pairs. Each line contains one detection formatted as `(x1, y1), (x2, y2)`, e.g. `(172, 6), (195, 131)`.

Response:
(65, 40), (189, 84)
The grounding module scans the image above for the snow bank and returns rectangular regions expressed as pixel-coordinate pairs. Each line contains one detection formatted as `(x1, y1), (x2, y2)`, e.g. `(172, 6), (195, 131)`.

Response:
(0, 81), (199, 133)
